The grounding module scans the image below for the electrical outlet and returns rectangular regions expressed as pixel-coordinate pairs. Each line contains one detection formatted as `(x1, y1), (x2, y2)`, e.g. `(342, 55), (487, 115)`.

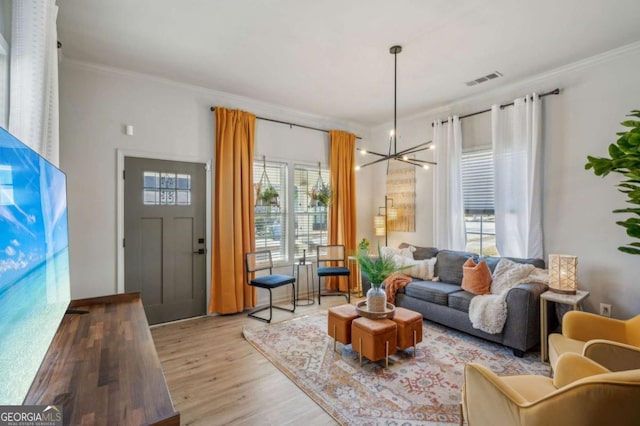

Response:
(600, 303), (612, 317)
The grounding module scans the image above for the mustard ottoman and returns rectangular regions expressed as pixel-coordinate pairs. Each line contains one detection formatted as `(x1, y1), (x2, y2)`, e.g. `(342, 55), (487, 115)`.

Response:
(351, 317), (397, 368)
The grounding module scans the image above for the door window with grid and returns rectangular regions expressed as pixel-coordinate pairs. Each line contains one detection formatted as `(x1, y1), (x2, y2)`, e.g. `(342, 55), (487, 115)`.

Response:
(253, 161), (287, 262)
(461, 148), (499, 256)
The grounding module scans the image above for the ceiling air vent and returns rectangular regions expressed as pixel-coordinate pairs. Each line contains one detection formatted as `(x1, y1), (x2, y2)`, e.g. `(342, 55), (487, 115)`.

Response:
(466, 71), (503, 87)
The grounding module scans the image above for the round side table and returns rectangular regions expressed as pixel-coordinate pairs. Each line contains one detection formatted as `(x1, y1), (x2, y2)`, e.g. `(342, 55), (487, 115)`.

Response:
(293, 260), (315, 306)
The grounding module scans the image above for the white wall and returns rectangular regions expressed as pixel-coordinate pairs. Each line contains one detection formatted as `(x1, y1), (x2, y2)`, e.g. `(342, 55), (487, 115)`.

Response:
(365, 119), (437, 249)
(61, 43), (640, 318)
(59, 60), (369, 301)
(362, 43), (640, 318)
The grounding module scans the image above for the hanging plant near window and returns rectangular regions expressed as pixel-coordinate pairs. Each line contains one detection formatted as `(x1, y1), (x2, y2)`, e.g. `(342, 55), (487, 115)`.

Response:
(308, 162), (333, 208)
(259, 185), (279, 206)
(585, 109), (640, 255)
(255, 156), (280, 208)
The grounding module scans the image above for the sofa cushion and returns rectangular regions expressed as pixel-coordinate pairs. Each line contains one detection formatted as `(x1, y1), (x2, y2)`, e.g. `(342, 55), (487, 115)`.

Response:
(391, 255), (437, 280)
(479, 255), (545, 273)
(382, 245), (415, 259)
(448, 290), (475, 313)
(461, 258), (492, 295)
(404, 281), (461, 306)
(435, 250), (476, 285)
(400, 243), (438, 260)
(491, 258), (536, 295)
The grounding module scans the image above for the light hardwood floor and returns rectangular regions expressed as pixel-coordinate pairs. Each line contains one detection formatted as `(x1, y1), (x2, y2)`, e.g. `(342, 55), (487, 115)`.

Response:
(151, 296), (354, 426)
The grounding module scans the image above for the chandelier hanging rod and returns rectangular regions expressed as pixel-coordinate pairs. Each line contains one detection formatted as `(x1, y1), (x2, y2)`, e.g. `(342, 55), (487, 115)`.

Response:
(356, 45), (437, 170)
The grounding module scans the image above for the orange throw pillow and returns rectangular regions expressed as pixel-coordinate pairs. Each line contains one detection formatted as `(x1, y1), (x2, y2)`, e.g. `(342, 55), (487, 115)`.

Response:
(461, 258), (492, 295)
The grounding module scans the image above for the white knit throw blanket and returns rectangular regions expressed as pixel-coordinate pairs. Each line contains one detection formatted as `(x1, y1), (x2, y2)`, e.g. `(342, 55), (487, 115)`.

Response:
(468, 267), (548, 334)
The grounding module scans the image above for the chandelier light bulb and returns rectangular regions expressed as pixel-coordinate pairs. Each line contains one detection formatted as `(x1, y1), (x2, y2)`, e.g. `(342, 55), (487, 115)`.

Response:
(402, 155), (408, 161)
(423, 165), (430, 170)
(389, 129), (395, 137)
(360, 149), (367, 156)
(430, 145), (436, 150)
(355, 165), (361, 171)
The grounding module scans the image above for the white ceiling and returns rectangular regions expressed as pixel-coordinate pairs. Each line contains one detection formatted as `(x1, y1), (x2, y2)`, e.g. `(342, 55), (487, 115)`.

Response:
(57, 0), (640, 125)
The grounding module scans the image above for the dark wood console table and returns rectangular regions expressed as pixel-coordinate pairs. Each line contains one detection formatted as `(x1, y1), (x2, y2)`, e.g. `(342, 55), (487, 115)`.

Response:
(25, 293), (180, 426)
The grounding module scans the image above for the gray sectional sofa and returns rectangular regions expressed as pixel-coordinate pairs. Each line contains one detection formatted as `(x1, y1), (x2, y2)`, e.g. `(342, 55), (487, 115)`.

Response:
(361, 244), (553, 356)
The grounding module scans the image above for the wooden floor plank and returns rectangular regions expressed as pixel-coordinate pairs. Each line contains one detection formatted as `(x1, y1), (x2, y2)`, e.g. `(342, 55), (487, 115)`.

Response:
(151, 298), (354, 426)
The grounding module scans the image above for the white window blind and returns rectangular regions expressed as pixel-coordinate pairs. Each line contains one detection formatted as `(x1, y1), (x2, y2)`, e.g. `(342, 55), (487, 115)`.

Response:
(253, 161), (287, 262)
(293, 166), (329, 260)
(461, 149), (495, 214)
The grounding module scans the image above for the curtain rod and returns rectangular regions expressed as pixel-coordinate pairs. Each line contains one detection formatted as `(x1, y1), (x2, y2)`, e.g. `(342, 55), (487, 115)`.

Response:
(210, 107), (362, 140)
(432, 88), (560, 126)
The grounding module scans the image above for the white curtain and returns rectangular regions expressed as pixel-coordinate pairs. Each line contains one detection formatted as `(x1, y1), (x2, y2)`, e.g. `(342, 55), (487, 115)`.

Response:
(9, 0), (60, 166)
(433, 116), (466, 251)
(492, 94), (543, 258)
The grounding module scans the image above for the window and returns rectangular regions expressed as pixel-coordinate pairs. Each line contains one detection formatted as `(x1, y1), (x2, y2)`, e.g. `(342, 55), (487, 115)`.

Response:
(461, 148), (499, 256)
(293, 165), (330, 260)
(252, 160), (330, 264)
(253, 161), (287, 262)
(143, 171), (191, 205)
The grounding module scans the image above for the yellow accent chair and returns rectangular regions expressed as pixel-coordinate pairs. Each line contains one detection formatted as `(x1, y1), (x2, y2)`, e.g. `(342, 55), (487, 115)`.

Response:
(548, 311), (640, 372)
(461, 353), (640, 426)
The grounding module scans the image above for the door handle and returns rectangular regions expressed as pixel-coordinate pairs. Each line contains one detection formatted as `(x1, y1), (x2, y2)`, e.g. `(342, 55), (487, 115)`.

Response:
(193, 248), (207, 254)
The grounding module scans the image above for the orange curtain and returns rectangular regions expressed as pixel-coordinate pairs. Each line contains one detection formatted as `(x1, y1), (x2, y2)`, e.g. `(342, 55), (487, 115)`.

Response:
(209, 108), (256, 314)
(327, 130), (357, 291)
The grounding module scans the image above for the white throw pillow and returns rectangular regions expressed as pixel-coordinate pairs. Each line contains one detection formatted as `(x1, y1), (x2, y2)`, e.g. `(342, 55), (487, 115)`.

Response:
(381, 245), (415, 259)
(391, 254), (437, 280)
(491, 258), (535, 295)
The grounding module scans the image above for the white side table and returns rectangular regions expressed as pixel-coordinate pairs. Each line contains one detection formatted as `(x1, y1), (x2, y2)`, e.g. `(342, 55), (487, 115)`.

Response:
(540, 290), (590, 362)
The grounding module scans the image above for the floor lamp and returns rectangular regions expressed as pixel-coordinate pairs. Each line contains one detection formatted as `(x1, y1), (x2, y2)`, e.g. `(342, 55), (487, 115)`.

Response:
(373, 196), (396, 246)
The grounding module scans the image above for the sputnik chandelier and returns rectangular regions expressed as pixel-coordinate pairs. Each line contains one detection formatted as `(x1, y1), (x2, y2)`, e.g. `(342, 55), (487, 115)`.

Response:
(356, 45), (436, 171)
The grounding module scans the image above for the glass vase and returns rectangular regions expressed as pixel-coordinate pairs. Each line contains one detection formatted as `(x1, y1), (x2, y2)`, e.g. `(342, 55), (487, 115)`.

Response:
(367, 284), (386, 313)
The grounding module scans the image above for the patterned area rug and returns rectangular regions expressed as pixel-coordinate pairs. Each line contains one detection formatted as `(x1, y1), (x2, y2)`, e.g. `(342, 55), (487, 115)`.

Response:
(243, 312), (550, 425)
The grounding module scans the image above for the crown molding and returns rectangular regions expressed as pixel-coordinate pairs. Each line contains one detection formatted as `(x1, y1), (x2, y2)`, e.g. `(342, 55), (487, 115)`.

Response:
(381, 40), (640, 127)
(61, 57), (371, 139)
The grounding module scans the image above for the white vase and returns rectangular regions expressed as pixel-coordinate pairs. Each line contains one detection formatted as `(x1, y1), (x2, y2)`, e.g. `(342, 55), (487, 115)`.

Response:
(367, 284), (386, 313)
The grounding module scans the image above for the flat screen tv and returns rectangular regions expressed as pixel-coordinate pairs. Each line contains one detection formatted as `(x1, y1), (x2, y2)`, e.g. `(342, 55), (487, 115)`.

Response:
(0, 127), (70, 404)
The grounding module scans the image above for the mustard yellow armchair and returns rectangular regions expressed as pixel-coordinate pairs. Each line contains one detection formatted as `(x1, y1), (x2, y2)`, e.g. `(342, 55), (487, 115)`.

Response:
(548, 311), (640, 372)
(461, 353), (640, 426)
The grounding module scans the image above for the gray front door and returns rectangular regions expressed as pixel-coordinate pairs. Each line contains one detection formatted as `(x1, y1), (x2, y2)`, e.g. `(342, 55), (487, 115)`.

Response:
(124, 157), (207, 324)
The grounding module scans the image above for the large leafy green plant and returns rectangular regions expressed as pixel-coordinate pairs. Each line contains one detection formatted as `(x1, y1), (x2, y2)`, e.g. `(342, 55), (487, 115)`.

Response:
(585, 110), (640, 255)
(355, 246), (410, 286)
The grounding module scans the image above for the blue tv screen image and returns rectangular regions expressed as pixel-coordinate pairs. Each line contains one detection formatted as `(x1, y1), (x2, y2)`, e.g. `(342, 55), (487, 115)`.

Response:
(0, 128), (70, 404)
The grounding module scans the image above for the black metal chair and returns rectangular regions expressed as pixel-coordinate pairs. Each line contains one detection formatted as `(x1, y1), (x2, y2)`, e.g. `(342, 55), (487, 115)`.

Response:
(245, 250), (296, 323)
(316, 244), (351, 305)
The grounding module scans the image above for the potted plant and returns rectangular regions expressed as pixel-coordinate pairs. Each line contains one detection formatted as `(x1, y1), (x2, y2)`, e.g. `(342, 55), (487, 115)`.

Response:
(308, 184), (333, 208)
(585, 109), (640, 255)
(258, 185), (279, 207)
(358, 238), (371, 256)
(355, 245), (409, 313)
(317, 184), (333, 207)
